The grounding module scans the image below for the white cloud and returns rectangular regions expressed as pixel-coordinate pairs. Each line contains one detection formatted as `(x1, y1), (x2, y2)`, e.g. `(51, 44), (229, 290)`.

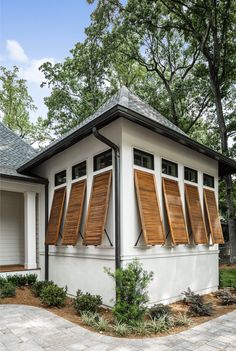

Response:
(6, 40), (28, 63)
(19, 57), (55, 84)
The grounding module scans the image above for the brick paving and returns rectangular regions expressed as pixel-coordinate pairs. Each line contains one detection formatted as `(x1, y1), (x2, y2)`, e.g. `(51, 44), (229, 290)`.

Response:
(0, 305), (235, 350)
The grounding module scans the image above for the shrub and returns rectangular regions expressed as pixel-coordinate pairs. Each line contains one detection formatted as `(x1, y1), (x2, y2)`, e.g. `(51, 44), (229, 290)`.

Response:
(0, 277), (6, 288)
(94, 317), (110, 332)
(183, 288), (213, 316)
(32, 280), (54, 297)
(39, 284), (67, 307)
(149, 303), (171, 322)
(215, 289), (236, 305)
(174, 313), (192, 326)
(112, 322), (130, 336)
(0, 282), (16, 298)
(80, 311), (99, 327)
(106, 259), (153, 325)
(6, 274), (37, 287)
(73, 290), (102, 314)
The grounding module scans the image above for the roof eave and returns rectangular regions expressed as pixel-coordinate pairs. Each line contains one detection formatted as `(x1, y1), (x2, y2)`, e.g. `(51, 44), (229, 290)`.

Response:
(17, 104), (236, 177)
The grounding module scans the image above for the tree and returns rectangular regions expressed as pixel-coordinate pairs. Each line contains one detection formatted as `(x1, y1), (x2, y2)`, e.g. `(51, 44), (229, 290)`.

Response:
(0, 66), (51, 147)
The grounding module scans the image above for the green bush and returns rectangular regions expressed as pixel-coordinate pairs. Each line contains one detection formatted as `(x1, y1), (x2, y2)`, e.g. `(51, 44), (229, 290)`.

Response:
(39, 284), (67, 307)
(215, 289), (236, 305)
(183, 288), (213, 316)
(0, 277), (6, 288)
(149, 303), (171, 322)
(73, 290), (102, 314)
(6, 274), (37, 287)
(0, 282), (16, 298)
(32, 280), (54, 297)
(219, 269), (236, 288)
(106, 259), (153, 325)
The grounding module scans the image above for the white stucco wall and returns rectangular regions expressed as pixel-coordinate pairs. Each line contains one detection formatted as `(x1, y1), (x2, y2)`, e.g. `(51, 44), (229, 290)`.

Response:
(34, 117), (220, 306)
(120, 119), (219, 303)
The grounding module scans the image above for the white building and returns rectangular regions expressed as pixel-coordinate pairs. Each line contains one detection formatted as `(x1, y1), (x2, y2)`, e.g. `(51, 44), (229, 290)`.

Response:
(1, 87), (236, 306)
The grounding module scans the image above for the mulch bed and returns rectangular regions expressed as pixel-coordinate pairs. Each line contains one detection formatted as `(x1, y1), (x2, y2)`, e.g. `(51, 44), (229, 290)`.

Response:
(0, 287), (235, 338)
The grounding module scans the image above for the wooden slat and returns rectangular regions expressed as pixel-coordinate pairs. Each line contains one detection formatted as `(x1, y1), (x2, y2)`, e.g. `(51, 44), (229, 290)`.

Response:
(134, 170), (165, 245)
(162, 178), (189, 244)
(185, 184), (208, 244)
(61, 180), (86, 246)
(204, 189), (224, 244)
(83, 171), (112, 245)
(45, 187), (66, 245)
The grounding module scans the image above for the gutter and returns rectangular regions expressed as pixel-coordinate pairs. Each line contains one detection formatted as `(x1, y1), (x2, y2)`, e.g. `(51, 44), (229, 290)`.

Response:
(92, 127), (121, 271)
(45, 182), (49, 280)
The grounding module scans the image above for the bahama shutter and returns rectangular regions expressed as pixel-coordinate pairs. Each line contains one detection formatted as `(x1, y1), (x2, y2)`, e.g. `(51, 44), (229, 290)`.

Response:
(203, 189), (224, 244)
(134, 170), (165, 245)
(83, 170), (112, 245)
(61, 180), (86, 246)
(185, 184), (208, 244)
(45, 187), (66, 245)
(162, 178), (189, 244)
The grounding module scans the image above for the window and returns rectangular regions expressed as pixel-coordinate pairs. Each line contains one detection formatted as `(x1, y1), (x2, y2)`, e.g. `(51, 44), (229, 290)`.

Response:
(162, 159), (178, 177)
(55, 170), (66, 186)
(203, 173), (214, 188)
(134, 148), (154, 170)
(72, 161), (86, 180)
(93, 149), (112, 172)
(184, 167), (198, 183)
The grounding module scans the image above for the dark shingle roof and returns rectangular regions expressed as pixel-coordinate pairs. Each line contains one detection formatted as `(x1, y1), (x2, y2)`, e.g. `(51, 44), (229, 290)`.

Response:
(0, 122), (37, 178)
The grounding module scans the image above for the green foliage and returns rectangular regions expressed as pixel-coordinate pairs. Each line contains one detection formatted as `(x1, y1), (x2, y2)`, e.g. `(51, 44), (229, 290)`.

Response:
(219, 269), (236, 288)
(73, 290), (102, 314)
(174, 313), (192, 326)
(0, 282), (16, 298)
(145, 316), (170, 334)
(215, 289), (236, 305)
(31, 280), (55, 297)
(106, 259), (153, 325)
(0, 66), (51, 147)
(94, 316), (110, 332)
(39, 284), (67, 307)
(149, 303), (171, 322)
(183, 288), (213, 316)
(0, 277), (6, 288)
(80, 311), (99, 327)
(112, 322), (131, 336)
(6, 274), (37, 287)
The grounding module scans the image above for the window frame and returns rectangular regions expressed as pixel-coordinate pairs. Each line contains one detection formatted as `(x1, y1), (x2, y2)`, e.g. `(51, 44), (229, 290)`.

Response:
(93, 148), (112, 172)
(203, 173), (215, 188)
(133, 148), (154, 171)
(72, 160), (87, 181)
(184, 166), (198, 184)
(161, 158), (178, 178)
(54, 169), (67, 187)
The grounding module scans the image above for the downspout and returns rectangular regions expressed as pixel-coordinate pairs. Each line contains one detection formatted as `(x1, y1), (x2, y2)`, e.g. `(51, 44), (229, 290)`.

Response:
(92, 127), (121, 271)
(45, 182), (49, 280)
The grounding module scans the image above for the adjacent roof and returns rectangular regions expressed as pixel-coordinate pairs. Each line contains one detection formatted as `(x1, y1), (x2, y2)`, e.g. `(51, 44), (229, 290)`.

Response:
(18, 86), (236, 177)
(0, 122), (46, 183)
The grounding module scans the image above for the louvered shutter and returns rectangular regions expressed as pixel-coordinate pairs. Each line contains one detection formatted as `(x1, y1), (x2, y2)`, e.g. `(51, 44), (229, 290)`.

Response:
(162, 178), (189, 244)
(204, 189), (224, 244)
(134, 170), (165, 245)
(45, 187), (66, 245)
(83, 171), (112, 245)
(61, 180), (86, 246)
(185, 184), (208, 244)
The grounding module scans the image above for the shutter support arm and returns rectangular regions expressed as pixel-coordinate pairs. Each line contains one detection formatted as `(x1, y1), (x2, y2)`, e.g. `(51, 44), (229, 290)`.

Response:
(92, 127), (121, 272)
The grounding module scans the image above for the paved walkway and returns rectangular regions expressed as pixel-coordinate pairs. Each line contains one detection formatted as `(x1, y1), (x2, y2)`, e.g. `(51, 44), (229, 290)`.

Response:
(0, 305), (235, 351)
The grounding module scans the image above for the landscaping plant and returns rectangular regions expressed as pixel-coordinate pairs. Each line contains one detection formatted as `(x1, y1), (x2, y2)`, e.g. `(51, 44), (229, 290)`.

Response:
(39, 284), (67, 307)
(106, 259), (153, 325)
(215, 289), (236, 305)
(32, 280), (54, 297)
(183, 288), (213, 316)
(73, 290), (102, 314)
(149, 303), (171, 323)
(0, 281), (16, 298)
(6, 274), (37, 287)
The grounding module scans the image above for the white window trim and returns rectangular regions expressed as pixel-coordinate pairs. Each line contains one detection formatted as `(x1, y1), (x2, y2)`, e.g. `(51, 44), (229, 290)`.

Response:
(71, 159), (87, 182)
(132, 146), (155, 171)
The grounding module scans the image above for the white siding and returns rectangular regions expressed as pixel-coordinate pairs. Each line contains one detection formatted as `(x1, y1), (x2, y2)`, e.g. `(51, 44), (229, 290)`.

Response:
(0, 190), (24, 265)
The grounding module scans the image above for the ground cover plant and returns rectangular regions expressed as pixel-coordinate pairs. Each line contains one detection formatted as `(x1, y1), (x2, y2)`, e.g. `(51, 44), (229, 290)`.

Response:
(183, 288), (213, 316)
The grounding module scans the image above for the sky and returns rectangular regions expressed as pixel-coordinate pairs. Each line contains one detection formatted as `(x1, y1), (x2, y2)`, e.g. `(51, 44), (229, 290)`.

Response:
(0, 0), (96, 122)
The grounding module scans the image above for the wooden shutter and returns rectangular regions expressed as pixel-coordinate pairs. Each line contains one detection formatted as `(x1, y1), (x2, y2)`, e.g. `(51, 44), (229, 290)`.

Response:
(83, 171), (112, 245)
(61, 180), (86, 246)
(134, 170), (165, 245)
(185, 184), (208, 244)
(45, 187), (66, 245)
(162, 178), (189, 244)
(204, 189), (224, 244)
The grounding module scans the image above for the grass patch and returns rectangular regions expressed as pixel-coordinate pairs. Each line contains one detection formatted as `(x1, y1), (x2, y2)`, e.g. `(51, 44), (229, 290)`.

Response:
(220, 268), (236, 288)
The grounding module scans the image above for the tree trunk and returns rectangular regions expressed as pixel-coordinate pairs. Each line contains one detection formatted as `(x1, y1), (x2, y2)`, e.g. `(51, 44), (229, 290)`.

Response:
(163, 81), (178, 126)
(208, 65), (236, 262)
